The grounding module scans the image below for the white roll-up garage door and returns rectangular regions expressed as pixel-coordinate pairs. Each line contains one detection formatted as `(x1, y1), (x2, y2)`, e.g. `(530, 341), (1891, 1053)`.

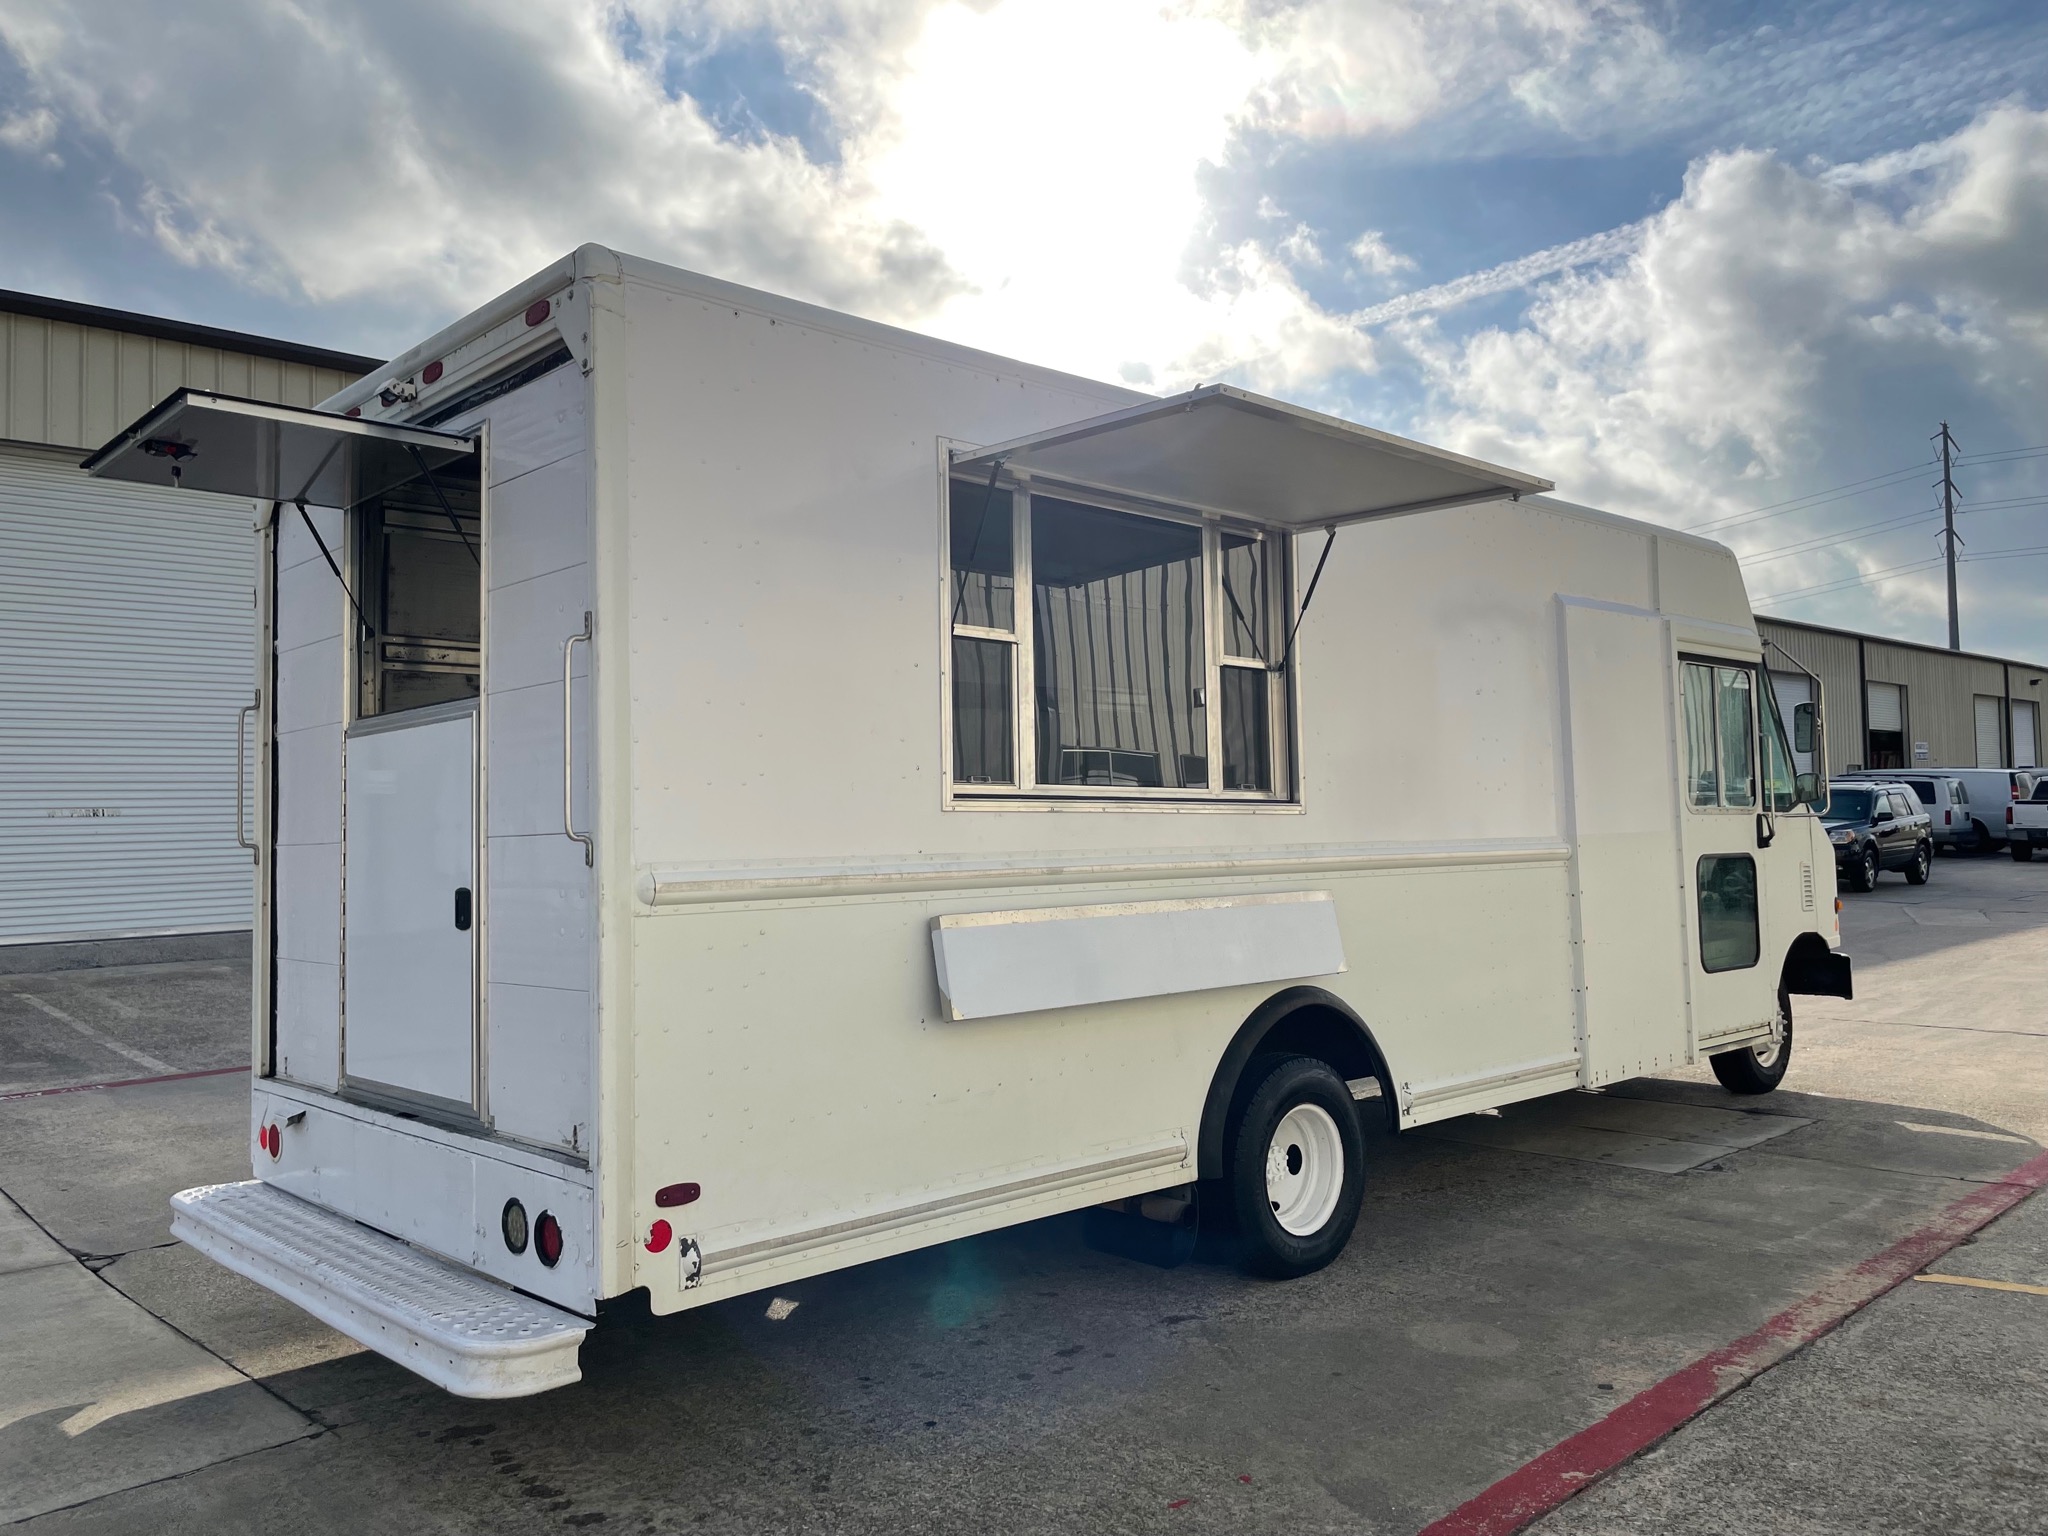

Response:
(2017, 701), (2040, 769)
(1866, 682), (1903, 734)
(0, 446), (255, 944)
(1976, 695), (2005, 767)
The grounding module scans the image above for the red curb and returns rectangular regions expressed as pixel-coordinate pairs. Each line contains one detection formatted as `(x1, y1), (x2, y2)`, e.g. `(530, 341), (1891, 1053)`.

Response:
(0, 1064), (249, 1103)
(1421, 1148), (2048, 1536)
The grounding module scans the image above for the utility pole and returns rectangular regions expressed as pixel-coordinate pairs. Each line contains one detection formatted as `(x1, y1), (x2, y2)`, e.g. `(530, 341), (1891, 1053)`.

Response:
(1937, 421), (1961, 651)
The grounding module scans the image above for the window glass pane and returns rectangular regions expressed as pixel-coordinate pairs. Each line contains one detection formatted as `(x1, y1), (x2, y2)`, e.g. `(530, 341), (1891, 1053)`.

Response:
(1220, 532), (1268, 660)
(1697, 855), (1760, 972)
(1829, 787), (1874, 821)
(949, 481), (1014, 631)
(1220, 666), (1271, 791)
(1682, 664), (1718, 807)
(1031, 497), (1207, 789)
(951, 636), (1014, 785)
(1717, 667), (1756, 808)
(1761, 676), (1797, 813)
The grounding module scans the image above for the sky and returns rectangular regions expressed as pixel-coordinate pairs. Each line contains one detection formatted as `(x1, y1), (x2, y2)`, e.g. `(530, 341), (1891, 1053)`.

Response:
(3, 0), (2046, 655)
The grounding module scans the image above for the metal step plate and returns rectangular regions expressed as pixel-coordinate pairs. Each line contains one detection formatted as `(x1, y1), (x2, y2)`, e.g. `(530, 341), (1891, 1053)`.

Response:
(170, 1180), (588, 1398)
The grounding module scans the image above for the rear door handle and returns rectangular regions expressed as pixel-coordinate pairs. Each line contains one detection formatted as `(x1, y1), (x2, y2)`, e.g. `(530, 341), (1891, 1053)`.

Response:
(454, 887), (472, 931)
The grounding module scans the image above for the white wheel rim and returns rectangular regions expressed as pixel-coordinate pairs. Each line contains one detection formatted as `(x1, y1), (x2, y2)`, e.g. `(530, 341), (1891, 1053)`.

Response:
(1754, 1005), (1787, 1069)
(1264, 1102), (1345, 1237)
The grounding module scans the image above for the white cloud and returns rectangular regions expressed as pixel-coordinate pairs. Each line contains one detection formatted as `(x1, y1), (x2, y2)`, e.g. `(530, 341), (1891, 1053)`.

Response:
(0, 0), (959, 320)
(0, 101), (57, 164)
(0, 0), (1674, 395)
(1347, 229), (1415, 279)
(1399, 105), (2048, 645)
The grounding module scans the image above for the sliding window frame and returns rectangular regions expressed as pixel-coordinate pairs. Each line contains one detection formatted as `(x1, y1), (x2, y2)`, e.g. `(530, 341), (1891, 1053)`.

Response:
(942, 462), (1299, 810)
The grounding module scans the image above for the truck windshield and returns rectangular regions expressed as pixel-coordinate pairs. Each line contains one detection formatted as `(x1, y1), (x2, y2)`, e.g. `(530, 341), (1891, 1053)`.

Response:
(1827, 787), (1876, 822)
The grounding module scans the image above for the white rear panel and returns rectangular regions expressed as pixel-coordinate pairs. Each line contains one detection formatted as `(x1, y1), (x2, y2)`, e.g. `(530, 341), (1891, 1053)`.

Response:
(342, 706), (477, 1107)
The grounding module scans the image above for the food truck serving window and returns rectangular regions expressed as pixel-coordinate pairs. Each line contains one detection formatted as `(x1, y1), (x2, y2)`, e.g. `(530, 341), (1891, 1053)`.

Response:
(947, 477), (1293, 803)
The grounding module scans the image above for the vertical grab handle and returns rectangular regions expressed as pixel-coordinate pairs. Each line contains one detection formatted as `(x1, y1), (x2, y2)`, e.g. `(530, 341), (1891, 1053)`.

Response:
(235, 693), (259, 862)
(564, 612), (593, 867)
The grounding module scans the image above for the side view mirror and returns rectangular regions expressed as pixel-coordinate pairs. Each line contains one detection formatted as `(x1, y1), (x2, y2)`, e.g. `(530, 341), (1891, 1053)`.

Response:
(1794, 771), (1823, 808)
(1874, 808), (1894, 823)
(1793, 702), (1817, 755)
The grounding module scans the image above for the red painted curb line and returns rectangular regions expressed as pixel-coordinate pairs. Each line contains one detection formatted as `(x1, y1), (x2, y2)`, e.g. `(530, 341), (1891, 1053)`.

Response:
(1421, 1148), (2048, 1536)
(0, 1065), (249, 1103)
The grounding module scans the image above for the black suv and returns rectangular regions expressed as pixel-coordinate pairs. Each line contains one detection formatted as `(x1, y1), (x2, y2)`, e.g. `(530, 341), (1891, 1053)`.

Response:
(1825, 781), (1934, 891)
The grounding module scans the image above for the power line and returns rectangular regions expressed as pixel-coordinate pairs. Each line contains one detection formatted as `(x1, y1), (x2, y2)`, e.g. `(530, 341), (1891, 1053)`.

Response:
(1752, 541), (2048, 607)
(1734, 506), (1935, 566)
(1750, 555), (1948, 606)
(1683, 459), (1935, 535)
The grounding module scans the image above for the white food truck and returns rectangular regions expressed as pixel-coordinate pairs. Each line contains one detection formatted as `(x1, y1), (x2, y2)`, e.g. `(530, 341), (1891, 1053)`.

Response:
(82, 245), (1851, 1398)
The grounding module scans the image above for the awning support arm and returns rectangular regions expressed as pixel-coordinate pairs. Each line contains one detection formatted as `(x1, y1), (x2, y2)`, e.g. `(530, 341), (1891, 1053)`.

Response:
(405, 444), (480, 564)
(1275, 527), (1337, 674)
(294, 500), (373, 640)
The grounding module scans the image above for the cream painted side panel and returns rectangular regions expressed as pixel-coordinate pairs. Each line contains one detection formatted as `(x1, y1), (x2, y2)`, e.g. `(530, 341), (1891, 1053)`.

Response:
(623, 859), (1574, 1313)
(271, 506), (344, 1090)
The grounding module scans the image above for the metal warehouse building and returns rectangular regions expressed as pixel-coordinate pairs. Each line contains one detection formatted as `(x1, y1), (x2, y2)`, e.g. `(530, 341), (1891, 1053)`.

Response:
(1761, 617), (2046, 776)
(0, 291), (372, 950)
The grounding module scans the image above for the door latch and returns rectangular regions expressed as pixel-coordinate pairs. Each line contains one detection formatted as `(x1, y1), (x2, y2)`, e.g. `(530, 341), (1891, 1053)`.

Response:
(454, 887), (473, 931)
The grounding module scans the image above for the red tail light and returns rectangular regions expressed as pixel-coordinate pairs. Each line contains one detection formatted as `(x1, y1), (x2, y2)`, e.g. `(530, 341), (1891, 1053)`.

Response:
(421, 360), (444, 385)
(645, 1219), (673, 1254)
(655, 1182), (700, 1207)
(534, 1211), (563, 1268)
(263, 1123), (280, 1159)
(525, 299), (551, 327)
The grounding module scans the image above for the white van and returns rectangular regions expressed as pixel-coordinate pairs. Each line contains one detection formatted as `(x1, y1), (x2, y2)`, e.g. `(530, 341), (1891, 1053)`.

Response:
(83, 246), (1852, 1398)
(1842, 767), (2039, 848)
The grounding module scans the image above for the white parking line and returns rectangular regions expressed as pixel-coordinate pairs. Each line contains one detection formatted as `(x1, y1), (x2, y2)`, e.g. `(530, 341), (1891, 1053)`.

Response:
(8, 991), (174, 1076)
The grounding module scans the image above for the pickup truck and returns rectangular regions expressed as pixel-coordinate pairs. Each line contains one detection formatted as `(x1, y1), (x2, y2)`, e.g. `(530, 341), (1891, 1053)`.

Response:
(2008, 785), (2048, 860)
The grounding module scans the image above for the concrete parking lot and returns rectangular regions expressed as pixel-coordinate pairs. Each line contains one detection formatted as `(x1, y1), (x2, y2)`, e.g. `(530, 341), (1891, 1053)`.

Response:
(2, 854), (2044, 1533)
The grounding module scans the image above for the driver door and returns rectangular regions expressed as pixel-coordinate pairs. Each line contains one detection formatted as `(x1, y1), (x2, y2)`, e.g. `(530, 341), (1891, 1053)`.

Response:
(1677, 656), (1782, 1052)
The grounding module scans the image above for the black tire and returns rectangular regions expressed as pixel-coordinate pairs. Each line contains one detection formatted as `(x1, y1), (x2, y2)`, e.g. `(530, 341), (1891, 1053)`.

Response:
(1904, 839), (1932, 884)
(1224, 1055), (1365, 1279)
(2015, 842), (2036, 863)
(1972, 820), (1995, 854)
(1847, 844), (1878, 892)
(1711, 988), (1792, 1095)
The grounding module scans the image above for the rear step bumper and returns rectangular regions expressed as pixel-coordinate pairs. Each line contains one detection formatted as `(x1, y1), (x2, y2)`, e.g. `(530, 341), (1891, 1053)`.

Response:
(170, 1181), (589, 1398)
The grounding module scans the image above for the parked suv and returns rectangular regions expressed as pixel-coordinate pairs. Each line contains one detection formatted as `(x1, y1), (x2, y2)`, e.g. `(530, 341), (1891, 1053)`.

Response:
(1824, 780), (1934, 891)
(1878, 773), (1972, 850)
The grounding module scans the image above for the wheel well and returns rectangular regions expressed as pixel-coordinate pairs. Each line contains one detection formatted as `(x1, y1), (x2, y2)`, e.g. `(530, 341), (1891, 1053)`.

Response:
(1782, 931), (1852, 1000)
(1196, 987), (1388, 1179)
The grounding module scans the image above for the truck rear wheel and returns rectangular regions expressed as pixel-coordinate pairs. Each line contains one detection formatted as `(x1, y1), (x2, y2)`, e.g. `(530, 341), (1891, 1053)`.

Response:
(2014, 841), (2035, 863)
(1711, 989), (1792, 1095)
(1224, 1054), (1364, 1278)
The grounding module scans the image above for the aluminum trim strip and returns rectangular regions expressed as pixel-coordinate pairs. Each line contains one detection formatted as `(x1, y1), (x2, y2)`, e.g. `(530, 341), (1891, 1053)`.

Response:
(641, 839), (1571, 907)
(701, 1139), (1189, 1276)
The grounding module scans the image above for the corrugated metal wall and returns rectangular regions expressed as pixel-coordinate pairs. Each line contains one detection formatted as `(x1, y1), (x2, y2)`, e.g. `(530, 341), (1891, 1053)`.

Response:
(1, 311), (359, 451)
(1760, 617), (2048, 772)
(1864, 642), (2006, 768)
(0, 304), (367, 944)
(0, 447), (256, 941)
(1758, 620), (1863, 769)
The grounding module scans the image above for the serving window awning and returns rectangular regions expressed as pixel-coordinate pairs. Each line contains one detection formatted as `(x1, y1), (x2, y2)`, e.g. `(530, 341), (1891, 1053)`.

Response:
(81, 389), (474, 508)
(951, 384), (1552, 530)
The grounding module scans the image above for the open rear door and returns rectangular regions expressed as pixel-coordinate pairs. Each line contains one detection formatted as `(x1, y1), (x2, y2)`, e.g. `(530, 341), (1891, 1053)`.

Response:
(85, 390), (484, 1117)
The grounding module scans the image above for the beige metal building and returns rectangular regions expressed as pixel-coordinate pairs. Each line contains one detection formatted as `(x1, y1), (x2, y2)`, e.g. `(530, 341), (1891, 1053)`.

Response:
(0, 290), (375, 948)
(1760, 616), (2046, 776)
